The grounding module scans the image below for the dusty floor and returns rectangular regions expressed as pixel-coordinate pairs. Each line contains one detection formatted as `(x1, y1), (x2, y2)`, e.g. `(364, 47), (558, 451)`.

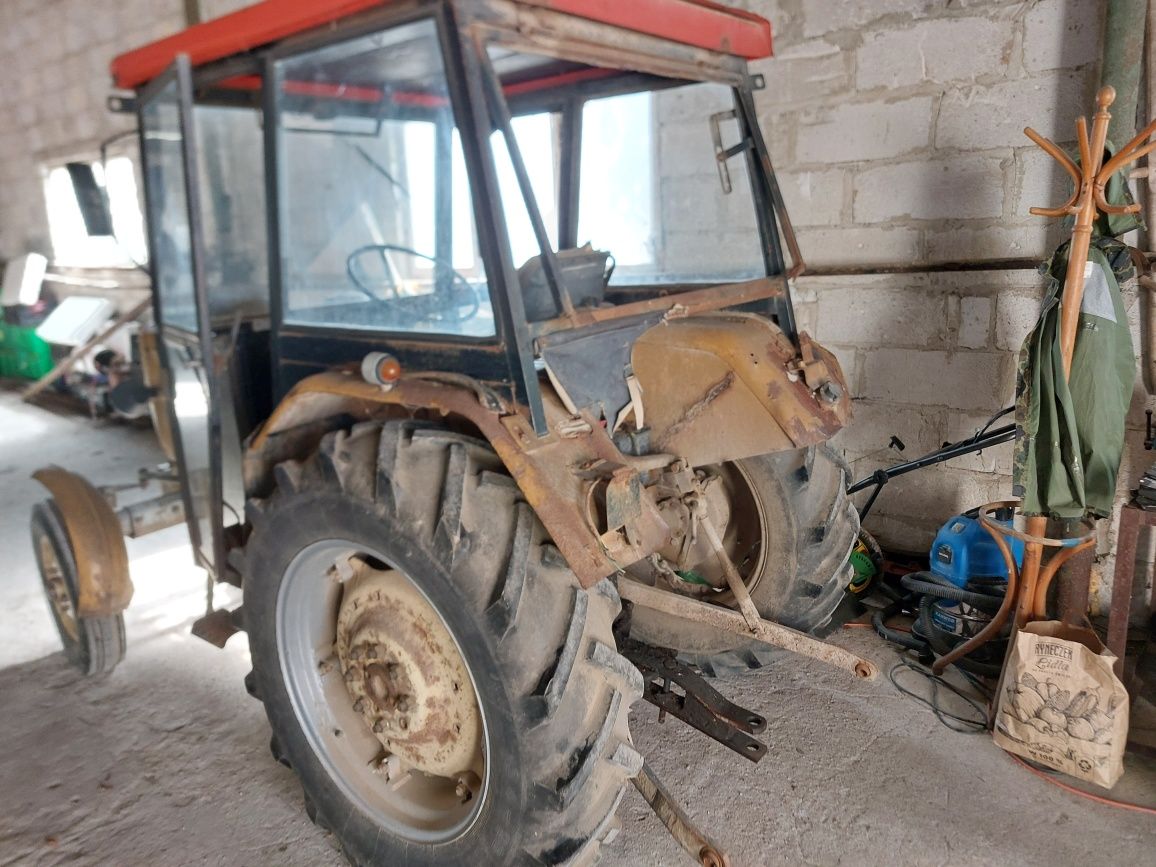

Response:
(1, 390), (1154, 867)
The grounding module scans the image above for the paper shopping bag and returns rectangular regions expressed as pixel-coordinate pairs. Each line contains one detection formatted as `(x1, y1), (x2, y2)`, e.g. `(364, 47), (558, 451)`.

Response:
(993, 621), (1128, 788)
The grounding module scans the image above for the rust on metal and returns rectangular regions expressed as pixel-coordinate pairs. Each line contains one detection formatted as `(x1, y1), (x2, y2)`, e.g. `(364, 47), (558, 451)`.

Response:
(336, 558), (483, 777)
(619, 578), (877, 679)
(246, 370), (665, 588)
(622, 639), (767, 761)
(531, 277), (782, 338)
(1108, 504), (1154, 678)
(32, 466), (133, 618)
(632, 762), (732, 867)
(138, 328), (177, 462)
(631, 313), (851, 467)
(662, 372), (735, 444)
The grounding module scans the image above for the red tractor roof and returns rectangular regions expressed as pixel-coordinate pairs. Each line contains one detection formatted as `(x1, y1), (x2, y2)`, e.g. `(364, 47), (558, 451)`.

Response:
(110, 0), (773, 90)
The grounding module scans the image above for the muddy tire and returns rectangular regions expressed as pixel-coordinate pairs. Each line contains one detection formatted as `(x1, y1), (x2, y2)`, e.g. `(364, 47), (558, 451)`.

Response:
(630, 444), (858, 676)
(241, 420), (641, 866)
(30, 500), (126, 677)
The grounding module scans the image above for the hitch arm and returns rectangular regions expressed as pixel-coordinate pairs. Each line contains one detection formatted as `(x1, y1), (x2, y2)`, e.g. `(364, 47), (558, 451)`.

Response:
(619, 578), (877, 680)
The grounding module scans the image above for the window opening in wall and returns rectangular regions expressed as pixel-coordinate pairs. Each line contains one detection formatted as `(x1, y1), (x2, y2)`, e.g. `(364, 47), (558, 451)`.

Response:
(43, 156), (147, 268)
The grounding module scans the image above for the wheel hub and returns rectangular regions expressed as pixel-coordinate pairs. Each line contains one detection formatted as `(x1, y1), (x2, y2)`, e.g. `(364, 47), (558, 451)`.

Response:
(335, 558), (482, 780)
(38, 534), (79, 641)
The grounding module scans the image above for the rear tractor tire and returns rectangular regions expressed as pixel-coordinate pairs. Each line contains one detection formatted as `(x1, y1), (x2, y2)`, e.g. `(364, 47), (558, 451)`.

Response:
(30, 500), (126, 677)
(629, 444), (859, 676)
(241, 420), (642, 866)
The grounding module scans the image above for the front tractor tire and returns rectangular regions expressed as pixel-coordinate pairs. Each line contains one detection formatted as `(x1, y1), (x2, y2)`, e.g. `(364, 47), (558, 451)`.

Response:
(31, 500), (126, 677)
(242, 420), (642, 866)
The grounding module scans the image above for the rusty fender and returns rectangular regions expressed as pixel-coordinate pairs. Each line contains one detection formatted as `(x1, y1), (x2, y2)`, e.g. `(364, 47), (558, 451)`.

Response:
(32, 466), (133, 618)
(246, 371), (669, 589)
(631, 312), (851, 467)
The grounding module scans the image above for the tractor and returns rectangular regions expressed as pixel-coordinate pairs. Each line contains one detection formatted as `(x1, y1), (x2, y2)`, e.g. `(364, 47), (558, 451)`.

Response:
(30, 1), (871, 863)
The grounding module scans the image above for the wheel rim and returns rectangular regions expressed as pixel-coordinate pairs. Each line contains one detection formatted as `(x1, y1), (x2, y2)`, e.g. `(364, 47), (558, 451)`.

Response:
(276, 539), (489, 843)
(38, 532), (79, 642)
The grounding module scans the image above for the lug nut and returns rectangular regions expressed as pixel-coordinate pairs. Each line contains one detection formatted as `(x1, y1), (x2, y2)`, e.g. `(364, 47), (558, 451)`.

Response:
(366, 647), (378, 660)
(398, 717), (408, 731)
(352, 698), (366, 714)
(372, 721), (385, 734)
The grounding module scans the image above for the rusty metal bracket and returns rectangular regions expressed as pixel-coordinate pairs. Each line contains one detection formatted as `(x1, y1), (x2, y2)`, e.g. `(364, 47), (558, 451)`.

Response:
(621, 639), (767, 762)
(620, 578), (877, 680)
(633, 762), (731, 867)
(191, 606), (245, 648)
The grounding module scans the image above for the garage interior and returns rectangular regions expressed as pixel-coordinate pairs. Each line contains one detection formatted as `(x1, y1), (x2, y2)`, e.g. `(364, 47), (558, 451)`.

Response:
(1, 0), (1155, 865)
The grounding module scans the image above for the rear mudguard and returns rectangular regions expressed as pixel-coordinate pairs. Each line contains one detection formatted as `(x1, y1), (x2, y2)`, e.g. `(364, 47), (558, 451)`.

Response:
(631, 312), (851, 466)
(32, 466), (133, 617)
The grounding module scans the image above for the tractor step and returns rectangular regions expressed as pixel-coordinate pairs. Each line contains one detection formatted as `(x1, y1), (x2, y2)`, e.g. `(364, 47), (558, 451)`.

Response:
(191, 607), (245, 648)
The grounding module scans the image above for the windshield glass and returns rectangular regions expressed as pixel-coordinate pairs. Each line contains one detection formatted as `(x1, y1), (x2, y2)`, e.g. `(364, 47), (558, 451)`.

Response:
(275, 18), (494, 337)
(579, 83), (765, 286)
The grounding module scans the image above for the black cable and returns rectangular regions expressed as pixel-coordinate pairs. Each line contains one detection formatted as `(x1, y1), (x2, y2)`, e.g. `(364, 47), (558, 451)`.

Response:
(872, 605), (927, 651)
(975, 405), (1014, 439)
(888, 657), (989, 733)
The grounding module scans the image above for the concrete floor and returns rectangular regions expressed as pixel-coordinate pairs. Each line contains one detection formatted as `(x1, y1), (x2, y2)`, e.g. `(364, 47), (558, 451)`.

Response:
(1, 390), (1154, 866)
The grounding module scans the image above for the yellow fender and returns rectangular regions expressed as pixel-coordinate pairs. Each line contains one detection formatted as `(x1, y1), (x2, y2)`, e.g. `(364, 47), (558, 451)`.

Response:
(32, 466), (133, 617)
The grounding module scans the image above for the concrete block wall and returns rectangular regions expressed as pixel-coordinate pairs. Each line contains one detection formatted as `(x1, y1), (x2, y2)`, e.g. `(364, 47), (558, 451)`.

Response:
(745, 0), (1148, 618)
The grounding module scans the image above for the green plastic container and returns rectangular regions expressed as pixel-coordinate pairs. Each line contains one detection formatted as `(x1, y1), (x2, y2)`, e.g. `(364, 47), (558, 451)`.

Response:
(0, 323), (54, 379)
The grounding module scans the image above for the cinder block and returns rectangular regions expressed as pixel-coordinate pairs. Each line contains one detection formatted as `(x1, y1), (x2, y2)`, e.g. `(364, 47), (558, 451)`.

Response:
(853, 155), (1005, 222)
(778, 169), (845, 226)
(816, 285), (947, 347)
(797, 96), (934, 164)
(958, 296), (992, 349)
(796, 225), (922, 267)
(994, 291), (1043, 351)
(756, 39), (850, 106)
(802, 0), (927, 38)
(1023, 0), (1103, 73)
(856, 17), (1013, 90)
(943, 410), (1016, 474)
(925, 224), (1057, 263)
(1016, 147), (1076, 219)
(836, 399), (947, 462)
(870, 466), (1014, 531)
(862, 348), (1009, 410)
(936, 72), (1088, 151)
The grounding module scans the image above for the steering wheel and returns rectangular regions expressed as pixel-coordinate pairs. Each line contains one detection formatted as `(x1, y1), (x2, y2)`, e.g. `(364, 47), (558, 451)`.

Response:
(345, 243), (481, 324)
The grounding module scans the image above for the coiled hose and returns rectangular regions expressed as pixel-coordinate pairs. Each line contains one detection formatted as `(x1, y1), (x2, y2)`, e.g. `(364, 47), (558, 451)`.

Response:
(900, 571), (1005, 612)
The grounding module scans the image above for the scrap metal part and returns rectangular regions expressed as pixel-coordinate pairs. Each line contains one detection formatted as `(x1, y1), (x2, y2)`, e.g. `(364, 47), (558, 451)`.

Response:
(620, 639), (767, 762)
(619, 578), (877, 680)
(633, 762), (732, 867)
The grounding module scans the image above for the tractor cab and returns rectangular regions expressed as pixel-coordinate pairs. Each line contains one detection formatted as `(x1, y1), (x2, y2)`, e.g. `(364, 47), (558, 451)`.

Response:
(110, 0), (836, 584)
